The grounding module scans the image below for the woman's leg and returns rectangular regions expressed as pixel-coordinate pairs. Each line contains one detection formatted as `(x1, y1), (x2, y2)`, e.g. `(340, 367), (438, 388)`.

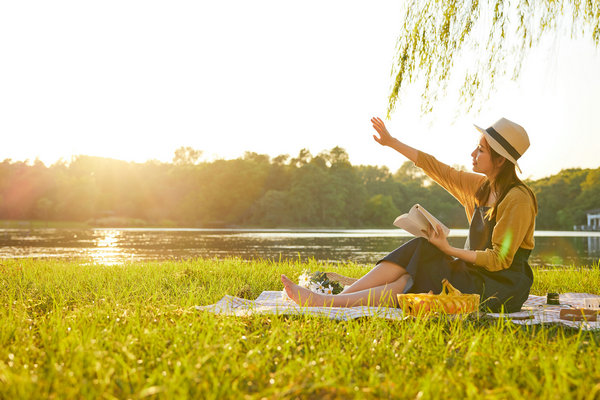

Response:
(340, 261), (407, 294)
(281, 273), (410, 308)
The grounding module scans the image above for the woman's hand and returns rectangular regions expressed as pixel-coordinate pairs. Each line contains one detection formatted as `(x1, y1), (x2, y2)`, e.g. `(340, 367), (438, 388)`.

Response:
(429, 224), (478, 264)
(427, 223), (451, 253)
(371, 117), (395, 147)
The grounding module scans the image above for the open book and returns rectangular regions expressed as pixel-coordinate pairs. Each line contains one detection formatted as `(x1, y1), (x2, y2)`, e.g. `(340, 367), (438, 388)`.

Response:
(393, 204), (450, 239)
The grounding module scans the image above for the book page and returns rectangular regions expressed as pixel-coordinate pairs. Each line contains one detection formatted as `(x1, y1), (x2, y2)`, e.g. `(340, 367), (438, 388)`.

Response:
(393, 204), (450, 239)
(415, 204), (450, 237)
(393, 205), (430, 238)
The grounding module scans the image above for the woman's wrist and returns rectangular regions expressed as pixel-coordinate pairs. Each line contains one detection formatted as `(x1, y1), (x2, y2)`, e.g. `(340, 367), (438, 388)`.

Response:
(388, 137), (401, 149)
(445, 246), (477, 264)
(389, 138), (418, 163)
(439, 242), (454, 255)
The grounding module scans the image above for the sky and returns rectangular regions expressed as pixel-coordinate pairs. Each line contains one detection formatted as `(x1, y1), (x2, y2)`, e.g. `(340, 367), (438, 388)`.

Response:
(1, 0), (599, 180)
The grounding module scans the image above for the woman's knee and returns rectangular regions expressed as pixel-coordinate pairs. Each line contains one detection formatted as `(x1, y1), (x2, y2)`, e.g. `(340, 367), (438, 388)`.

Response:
(415, 236), (439, 251)
(405, 237), (430, 249)
(375, 260), (406, 272)
(379, 237), (431, 268)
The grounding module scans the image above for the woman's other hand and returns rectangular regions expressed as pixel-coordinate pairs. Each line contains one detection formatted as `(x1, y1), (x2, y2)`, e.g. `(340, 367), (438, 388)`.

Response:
(371, 117), (395, 147)
(370, 116), (419, 163)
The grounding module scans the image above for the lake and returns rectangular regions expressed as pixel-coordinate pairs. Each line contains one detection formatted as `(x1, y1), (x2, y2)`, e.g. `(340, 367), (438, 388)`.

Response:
(1, 228), (600, 267)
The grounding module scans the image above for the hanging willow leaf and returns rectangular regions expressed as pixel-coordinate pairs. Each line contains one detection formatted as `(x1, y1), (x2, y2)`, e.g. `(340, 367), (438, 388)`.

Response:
(387, 0), (600, 116)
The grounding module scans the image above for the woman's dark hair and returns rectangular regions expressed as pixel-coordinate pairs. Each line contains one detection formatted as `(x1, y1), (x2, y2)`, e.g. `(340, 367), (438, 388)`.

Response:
(474, 139), (538, 220)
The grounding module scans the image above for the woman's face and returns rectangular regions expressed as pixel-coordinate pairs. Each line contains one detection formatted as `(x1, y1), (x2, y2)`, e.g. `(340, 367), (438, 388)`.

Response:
(471, 136), (497, 176)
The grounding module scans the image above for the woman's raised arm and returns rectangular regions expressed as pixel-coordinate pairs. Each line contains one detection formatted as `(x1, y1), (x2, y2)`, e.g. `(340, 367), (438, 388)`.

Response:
(371, 117), (418, 163)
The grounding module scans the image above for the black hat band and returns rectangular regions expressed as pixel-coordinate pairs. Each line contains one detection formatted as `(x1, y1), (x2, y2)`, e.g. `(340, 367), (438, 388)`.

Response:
(485, 127), (521, 160)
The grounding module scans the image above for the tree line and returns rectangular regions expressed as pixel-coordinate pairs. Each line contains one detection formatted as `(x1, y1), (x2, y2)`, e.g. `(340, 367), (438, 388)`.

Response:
(0, 146), (597, 229)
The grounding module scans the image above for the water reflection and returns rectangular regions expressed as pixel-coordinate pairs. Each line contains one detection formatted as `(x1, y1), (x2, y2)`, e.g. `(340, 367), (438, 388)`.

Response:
(95, 230), (120, 247)
(589, 236), (600, 255)
(0, 228), (599, 267)
(89, 230), (130, 265)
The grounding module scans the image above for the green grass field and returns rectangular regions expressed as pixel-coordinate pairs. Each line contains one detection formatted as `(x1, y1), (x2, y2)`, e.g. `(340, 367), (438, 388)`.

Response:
(1, 258), (599, 399)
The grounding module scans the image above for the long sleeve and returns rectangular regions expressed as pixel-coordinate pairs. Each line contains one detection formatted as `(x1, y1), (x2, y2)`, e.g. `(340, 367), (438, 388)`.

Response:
(415, 151), (485, 219)
(474, 187), (537, 271)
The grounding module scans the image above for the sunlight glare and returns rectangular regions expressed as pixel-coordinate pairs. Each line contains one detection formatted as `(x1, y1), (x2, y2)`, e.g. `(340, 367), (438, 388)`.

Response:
(91, 230), (129, 265)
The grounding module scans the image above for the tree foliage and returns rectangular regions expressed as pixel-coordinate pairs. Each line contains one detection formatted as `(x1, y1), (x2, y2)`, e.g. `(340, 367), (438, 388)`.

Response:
(0, 149), (598, 229)
(388, 0), (600, 115)
(173, 146), (203, 166)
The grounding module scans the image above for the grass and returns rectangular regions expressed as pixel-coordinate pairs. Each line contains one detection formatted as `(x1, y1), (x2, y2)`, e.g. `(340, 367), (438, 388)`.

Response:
(1, 258), (599, 399)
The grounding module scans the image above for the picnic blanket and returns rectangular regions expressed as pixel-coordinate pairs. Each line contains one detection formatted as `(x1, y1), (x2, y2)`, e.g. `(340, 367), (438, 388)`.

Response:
(196, 291), (600, 330)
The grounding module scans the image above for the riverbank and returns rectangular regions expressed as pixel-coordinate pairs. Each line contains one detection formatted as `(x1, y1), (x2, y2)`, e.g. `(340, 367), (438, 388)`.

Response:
(1, 258), (599, 399)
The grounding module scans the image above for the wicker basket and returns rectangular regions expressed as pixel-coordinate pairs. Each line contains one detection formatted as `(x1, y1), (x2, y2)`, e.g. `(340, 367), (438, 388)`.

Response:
(397, 279), (480, 316)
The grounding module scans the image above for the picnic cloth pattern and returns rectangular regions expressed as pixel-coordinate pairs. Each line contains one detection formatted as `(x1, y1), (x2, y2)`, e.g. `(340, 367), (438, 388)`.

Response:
(196, 291), (600, 330)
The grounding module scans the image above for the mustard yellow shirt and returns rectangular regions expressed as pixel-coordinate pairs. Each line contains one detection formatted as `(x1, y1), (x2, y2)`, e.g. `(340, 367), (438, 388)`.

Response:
(415, 151), (536, 272)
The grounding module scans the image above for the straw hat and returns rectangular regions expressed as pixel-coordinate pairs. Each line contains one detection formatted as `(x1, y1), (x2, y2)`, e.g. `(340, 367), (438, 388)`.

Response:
(474, 118), (530, 173)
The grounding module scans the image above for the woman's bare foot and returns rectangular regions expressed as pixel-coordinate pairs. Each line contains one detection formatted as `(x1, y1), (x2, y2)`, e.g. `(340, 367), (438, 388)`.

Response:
(281, 274), (326, 306)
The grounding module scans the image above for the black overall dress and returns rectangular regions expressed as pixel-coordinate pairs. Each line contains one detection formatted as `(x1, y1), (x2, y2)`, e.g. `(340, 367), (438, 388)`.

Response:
(379, 206), (534, 313)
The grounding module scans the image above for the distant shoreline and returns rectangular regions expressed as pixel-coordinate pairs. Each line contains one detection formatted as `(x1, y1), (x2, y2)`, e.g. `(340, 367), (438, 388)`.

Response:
(2, 219), (600, 237)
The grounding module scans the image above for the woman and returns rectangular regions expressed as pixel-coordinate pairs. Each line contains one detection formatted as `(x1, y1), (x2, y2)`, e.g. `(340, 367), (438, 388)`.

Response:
(282, 116), (537, 313)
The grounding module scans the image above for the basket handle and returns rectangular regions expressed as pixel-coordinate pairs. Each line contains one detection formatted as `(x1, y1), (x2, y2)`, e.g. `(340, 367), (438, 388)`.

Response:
(441, 279), (462, 295)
